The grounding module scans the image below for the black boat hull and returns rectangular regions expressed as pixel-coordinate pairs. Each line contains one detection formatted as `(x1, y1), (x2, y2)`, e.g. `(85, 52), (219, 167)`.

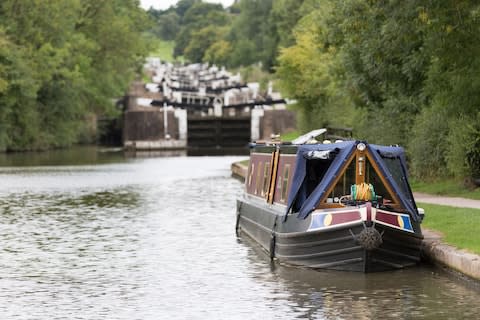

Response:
(237, 198), (423, 272)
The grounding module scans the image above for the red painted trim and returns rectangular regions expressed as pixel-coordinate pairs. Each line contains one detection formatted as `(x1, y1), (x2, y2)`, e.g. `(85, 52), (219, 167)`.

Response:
(331, 211), (362, 225)
(376, 211), (399, 227)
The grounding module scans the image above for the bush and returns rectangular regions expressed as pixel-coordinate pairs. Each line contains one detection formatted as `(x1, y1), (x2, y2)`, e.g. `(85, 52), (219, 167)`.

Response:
(446, 113), (480, 180)
(409, 106), (449, 179)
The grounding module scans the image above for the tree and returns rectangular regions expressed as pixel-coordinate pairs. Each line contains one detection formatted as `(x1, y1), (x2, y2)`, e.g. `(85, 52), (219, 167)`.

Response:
(227, 0), (273, 68)
(277, 2), (355, 130)
(0, 0), (150, 150)
(203, 40), (232, 66)
(173, 2), (228, 59)
(151, 11), (180, 40)
(184, 26), (229, 62)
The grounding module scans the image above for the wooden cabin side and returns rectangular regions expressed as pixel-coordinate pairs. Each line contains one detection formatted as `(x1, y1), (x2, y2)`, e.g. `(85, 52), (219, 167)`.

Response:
(245, 146), (297, 207)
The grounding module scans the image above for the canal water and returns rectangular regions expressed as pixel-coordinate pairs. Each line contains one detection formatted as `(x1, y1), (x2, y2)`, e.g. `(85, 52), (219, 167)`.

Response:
(0, 147), (478, 319)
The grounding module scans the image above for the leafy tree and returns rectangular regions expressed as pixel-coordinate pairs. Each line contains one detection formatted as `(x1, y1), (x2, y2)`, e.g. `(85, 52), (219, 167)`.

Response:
(275, 0), (480, 181)
(203, 40), (232, 66)
(0, 30), (39, 151)
(0, 0), (150, 150)
(173, 2), (228, 59)
(277, 2), (355, 130)
(151, 11), (180, 40)
(184, 26), (229, 62)
(176, 0), (201, 17)
(227, 0), (273, 68)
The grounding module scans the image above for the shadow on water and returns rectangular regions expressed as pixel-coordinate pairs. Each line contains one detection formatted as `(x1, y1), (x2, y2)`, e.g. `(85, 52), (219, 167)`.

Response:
(187, 147), (250, 156)
(123, 149), (187, 158)
(238, 232), (480, 319)
(55, 189), (141, 209)
(0, 146), (126, 167)
(0, 146), (248, 167)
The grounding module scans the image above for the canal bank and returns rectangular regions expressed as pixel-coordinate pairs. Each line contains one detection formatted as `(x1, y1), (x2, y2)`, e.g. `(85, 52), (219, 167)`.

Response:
(231, 160), (480, 281)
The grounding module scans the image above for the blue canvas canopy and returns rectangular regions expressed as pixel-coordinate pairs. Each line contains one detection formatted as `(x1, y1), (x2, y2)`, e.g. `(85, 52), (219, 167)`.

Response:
(285, 141), (421, 222)
(367, 144), (421, 222)
(286, 141), (356, 219)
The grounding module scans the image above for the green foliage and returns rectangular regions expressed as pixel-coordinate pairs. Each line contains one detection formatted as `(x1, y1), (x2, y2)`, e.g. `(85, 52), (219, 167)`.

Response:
(150, 0), (304, 69)
(276, 4), (356, 131)
(274, 0), (480, 182)
(203, 40), (232, 66)
(0, 0), (150, 151)
(280, 130), (300, 142)
(149, 11), (180, 40)
(173, 2), (228, 59)
(446, 113), (480, 179)
(184, 26), (229, 62)
(270, 0), (306, 48)
(227, 0), (274, 68)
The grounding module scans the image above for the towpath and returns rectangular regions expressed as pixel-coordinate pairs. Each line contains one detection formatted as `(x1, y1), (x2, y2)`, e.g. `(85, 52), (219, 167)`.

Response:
(413, 192), (480, 209)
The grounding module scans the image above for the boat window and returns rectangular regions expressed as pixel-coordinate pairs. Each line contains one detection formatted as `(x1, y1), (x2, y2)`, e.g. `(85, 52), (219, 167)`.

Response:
(255, 162), (263, 195)
(327, 160), (356, 200)
(364, 159), (393, 203)
(281, 164), (291, 201)
(248, 163), (254, 187)
(324, 157), (397, 205)
(306, 159), (333, 197)
(262, 162), (271, 197)
(381, 156), (411, 202)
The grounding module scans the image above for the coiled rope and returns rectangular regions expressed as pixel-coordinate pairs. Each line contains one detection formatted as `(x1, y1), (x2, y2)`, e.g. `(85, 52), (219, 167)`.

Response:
(351, 183), (377, 201)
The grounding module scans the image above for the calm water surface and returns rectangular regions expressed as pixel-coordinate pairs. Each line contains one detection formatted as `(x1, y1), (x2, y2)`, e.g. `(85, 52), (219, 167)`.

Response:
(0, 147), (478, 319)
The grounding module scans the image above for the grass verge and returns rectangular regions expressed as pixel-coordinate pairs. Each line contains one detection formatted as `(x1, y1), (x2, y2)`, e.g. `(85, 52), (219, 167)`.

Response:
(412, 179), (480, 200)
(281, 131), (300, 142)
(419, 202), (480, 254)
(149, 39), (182, 62)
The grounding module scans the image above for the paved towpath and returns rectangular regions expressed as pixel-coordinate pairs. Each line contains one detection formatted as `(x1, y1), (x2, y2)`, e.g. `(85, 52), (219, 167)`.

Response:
(413, 192), (480, 209)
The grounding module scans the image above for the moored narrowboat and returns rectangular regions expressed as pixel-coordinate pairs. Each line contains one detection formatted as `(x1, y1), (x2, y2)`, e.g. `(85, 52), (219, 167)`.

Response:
(236, 131), (424, 272)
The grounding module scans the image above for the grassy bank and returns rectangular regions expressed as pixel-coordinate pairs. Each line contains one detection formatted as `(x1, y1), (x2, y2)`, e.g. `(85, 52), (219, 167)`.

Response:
(149, 39), (178, 62)
(419, 202), (480, 254)
(281, 131), (300, 142)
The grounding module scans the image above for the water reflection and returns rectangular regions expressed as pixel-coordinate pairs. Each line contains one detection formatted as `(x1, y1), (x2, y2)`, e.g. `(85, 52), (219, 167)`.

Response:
(0, 148), (478, 319)
(239, 234), (480, 319)
(123, 149), (187, 158)
(0, 146), (125, 167)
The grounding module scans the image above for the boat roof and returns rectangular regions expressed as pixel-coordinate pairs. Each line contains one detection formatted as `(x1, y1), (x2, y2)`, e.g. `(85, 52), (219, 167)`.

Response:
(291, 128), (327, 144)
(285, 140), (421, 221)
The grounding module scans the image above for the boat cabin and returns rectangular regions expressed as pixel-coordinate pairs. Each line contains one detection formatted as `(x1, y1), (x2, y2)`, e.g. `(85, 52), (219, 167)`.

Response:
(245, 140), (421, 222)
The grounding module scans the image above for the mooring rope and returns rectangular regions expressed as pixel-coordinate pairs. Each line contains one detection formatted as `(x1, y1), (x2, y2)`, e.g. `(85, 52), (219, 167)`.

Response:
(351, 182), (376, 201)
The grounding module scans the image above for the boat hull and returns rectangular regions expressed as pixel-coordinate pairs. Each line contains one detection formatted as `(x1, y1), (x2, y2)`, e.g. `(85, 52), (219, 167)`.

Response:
(237, 198), (423, 272)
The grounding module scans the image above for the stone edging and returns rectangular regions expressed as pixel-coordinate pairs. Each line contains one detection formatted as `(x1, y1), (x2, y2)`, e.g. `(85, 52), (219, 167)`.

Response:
(231, 161), (480, 281)
(422, 229), (480, 280)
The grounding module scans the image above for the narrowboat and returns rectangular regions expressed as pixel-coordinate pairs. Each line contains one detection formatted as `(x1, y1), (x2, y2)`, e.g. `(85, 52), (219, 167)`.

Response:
(236, 131), (425, 272)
